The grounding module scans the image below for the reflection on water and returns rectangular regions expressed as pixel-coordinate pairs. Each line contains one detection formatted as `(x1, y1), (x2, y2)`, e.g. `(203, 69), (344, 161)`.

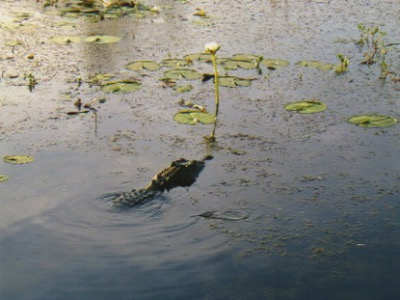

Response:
(0, 0), (399, 299)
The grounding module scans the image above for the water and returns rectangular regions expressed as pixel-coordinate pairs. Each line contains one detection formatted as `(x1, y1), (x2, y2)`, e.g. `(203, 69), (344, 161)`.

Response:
(1, 0), (399, 299)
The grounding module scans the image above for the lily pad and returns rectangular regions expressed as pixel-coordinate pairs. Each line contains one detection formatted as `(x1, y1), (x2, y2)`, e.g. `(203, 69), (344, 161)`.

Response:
(50, 36), (81, 45)
(261, 58), (290, 70)
(101, 80), (141, 93)
(174, 109), (215, 125)
(0, 175), (8, 183)
(284, 100), (327, 114)
(163, 69), (201, 80)
(84, 35), (120, 44)
(221, 59), (258, 70)
(184, 53), (212, 63)
(161, 59), (189, 68)
(295, 60), (335, 71)
(126, 60), (160, 71)
(218, 76), (254, 87)
(347, 115), (397, 128)
(174, 84), (193, 93)
(3, 155), (34, 165)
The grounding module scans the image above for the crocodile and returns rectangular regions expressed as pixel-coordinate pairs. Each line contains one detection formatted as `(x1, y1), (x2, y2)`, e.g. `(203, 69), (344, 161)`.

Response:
(105, 155), (212, 208)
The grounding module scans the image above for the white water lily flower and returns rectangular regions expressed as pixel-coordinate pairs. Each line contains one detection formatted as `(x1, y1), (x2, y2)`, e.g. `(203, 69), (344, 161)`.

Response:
(204, 42), (221, 55)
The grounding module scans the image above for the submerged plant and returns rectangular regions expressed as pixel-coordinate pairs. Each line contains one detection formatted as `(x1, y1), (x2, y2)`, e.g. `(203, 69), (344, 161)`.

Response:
(204, 42), (221, 142)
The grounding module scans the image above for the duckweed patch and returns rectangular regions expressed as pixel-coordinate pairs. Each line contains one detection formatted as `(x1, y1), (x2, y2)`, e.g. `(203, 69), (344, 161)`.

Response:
(284, 100), (327, 114)
(0, 175), (8, 182)
(347, 115), (397, 128)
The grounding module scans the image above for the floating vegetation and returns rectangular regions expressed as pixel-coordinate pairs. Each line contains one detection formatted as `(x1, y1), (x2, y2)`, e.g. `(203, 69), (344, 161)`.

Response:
(347, 115), (397, 128)
(284, 100), (327, 114)
(25, 73), (38, 92)
(163, 68), (202, 80)
(50, 35), (81, 44)
(174, 84), (193, 93)
(295, 60), (335, 71)
(87, 73), (114, 85)
(261, 58), (290, 70)
(357, 24), (387, 65)
(221, 58), (258, 70)
(161, 58), (189, 68)
(55, 0), (151, 19)
(3, 155), (34, 165)
(335, 54), (350, 74)
(218, 75), (255, 87)
(184, 53), (212, 63)
(173, 109), (215, 125)
(101, 80), (141, 93)
(0, 175), (8, 183)
(84, 35), (120, 44)
(126, 60), (160, 71)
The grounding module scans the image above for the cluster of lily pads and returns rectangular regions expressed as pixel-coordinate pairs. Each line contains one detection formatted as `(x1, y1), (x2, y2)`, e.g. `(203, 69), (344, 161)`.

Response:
(0, 155), (35, 183)
(50, 31), (397, 131)
(42, 0), (157, 21)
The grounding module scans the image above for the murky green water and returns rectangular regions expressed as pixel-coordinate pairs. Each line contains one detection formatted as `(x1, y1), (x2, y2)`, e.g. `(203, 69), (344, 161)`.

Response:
(1, 0), (399, 299)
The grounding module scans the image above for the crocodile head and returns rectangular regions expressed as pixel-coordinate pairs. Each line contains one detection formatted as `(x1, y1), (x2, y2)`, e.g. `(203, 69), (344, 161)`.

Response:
(146, 156), (212, 192)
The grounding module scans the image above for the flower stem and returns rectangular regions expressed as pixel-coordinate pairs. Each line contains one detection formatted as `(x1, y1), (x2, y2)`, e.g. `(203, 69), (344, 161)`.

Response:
(210, 53), (220, 139)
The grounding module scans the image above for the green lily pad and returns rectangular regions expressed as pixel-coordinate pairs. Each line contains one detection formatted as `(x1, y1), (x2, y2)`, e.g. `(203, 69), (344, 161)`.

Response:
(174, 84), (193, 93)
(3, 155), (34, 165)
(284, 100), (327, 114)
(163, 68), (201, 80)
(184, 53), (212, 62)
(173, 109), (215, 125)
(347, 115), (397, 128)
(261, 58), (290, 70)
(50, 36), (82, 45)
(87, 73), (114, 85)
(218, 76), (254, 87)
(232, 54), (263, 62)
(101, 80), (141, 93)
(126, 60), (160, 71)
(161, 59), (189, 68)
(84, 35), (120, 44)
(0, 175), (8, 182)
(295, 60), (335, 71)
(221, 59), (258, 70)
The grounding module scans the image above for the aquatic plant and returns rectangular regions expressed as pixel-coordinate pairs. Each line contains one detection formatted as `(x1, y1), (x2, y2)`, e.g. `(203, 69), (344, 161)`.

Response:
(0, 175), (8, 183)
(25, 73), (38, 92)
(357, 24), (386, 65)
(347, 115), (397, 128)
(3, 155), (34, 165)
(335, 54), (350, 74)
(204, 42), (221, 142)
(284, 100), (327, 114)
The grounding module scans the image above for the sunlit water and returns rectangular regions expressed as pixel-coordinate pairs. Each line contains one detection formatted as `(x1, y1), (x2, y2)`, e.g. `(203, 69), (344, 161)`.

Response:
(1, 0), (399, 299)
